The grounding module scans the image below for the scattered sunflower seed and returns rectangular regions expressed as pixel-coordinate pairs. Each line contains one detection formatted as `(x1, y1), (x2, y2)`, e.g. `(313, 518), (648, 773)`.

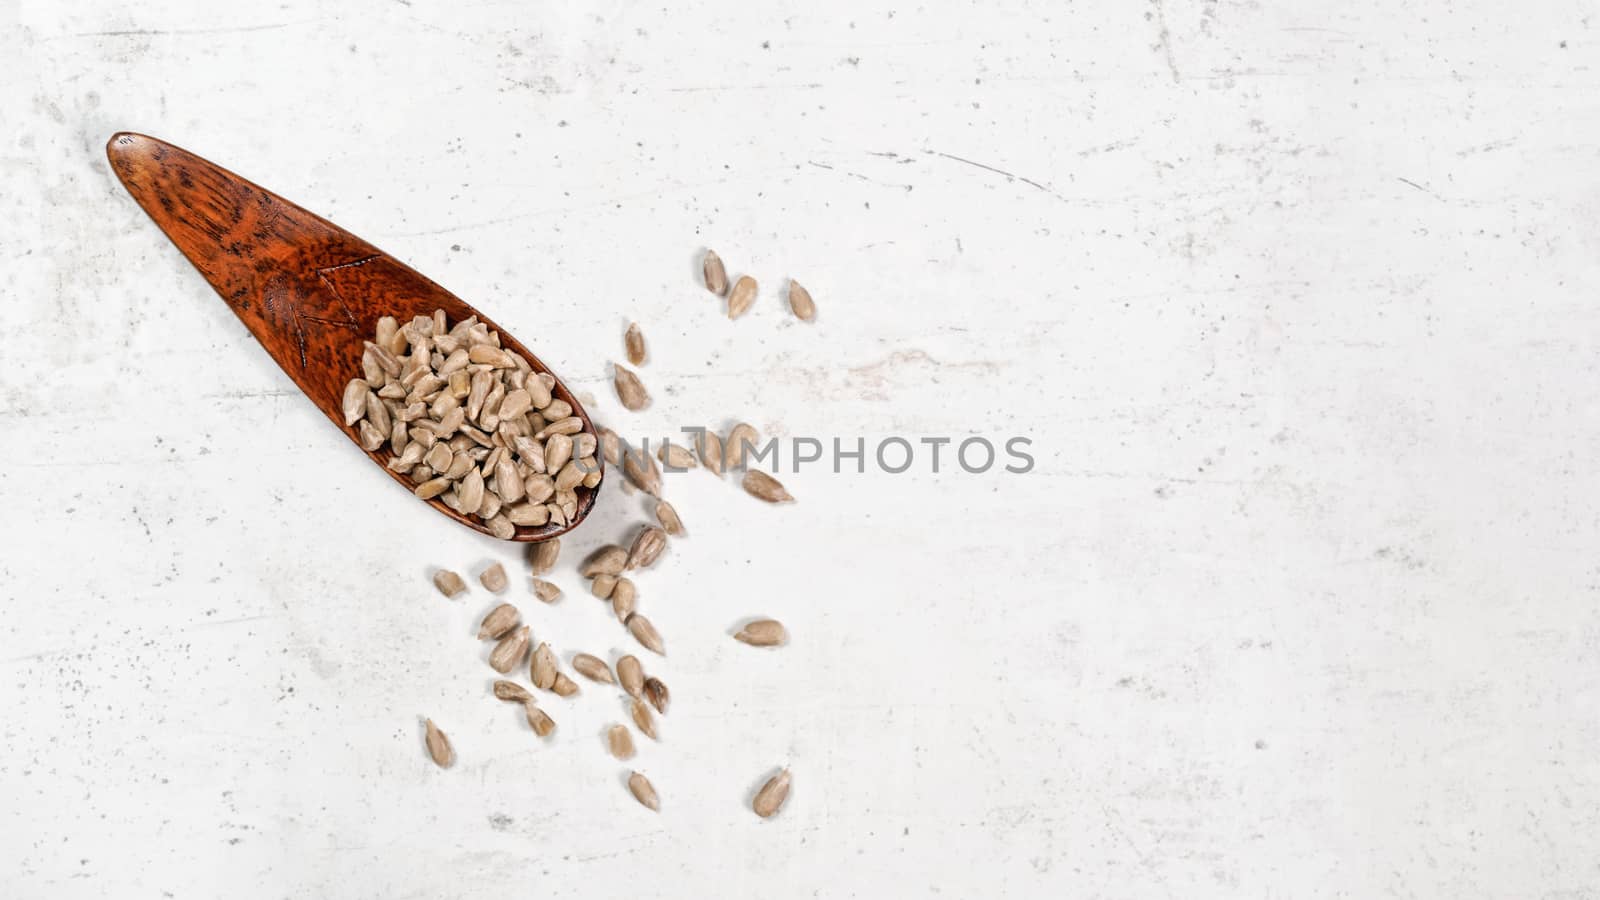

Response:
(591, 574), (619, 599)
(625, 323), (647, 366)
(478, 562), (508, 593)
(735, 619), (788, 646)
(424, 718), (454, 768)
(628, 771), (659, 810)
(623, 447), (662, 496)
(489, 626), (531, 673)
(613, 365), (650, 411)
(654, 500), (685, 536)
(477, 603), (520, 639)
(532, 579), (562, 603)
(752, 769), (792, 818)
(528, 540), (560, 574)
(627, 613), (665, 655)
(658, 442), (697, 470)
(788, 281), (816, 321)
(581, 545), (629, 577)
(433, 569), (467, 599)
(631, 698), (658, 739)
(608, 724), (635, 760)
(525, 704), (556, 737)
(551, 673), (579, 697)
(727, 275), (758, 319)
(493, 680), (533, 704)
(572, 653), (615, 684)
(626, 526), (668, 570)
(742, 470), (794, 503)
(618, 655), (644, 699)
(643, 677), (670, 714)
(724, 423), (759, 471)
(531, 642), (558, 690)
(697, 429), (724, 476)
(703, 249), (729, 296)
(610, 578), (637, 622)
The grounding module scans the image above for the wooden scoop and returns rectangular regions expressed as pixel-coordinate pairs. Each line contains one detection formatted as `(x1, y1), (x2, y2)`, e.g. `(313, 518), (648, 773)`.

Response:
(105, 132), (600, 541)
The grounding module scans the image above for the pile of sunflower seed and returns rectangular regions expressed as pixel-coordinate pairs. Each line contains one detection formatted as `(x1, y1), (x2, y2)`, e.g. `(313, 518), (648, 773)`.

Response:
(342, 309), (600, 538)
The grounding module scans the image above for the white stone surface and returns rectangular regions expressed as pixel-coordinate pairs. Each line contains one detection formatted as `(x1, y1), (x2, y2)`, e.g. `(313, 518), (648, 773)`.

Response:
(3, 0), (1599, 896)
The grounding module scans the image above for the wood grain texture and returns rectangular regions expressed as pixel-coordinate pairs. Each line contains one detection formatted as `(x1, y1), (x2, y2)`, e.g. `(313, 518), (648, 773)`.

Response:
(104, 132), (599, 541)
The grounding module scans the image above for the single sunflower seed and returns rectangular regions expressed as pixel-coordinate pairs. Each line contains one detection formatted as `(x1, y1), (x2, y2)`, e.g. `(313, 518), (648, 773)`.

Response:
(479, 562), (508, 593)
(532, 579), (562, 603)
(628, 771), (659, 810)
(433, 569), (466, 599)
(610, 578), (637, 622)
(626, 526), (668, 570)
(724, 423), (759, 470)
(727, 275), (757, 319)
(528, 539), (560, 574)
(788, 280), (816, 321)
(625, 323), (647, 365)
(631, 698), (658, 739)
(424, 718), (453, 768)
(703, 249), (729, 296)
(623, 447), (662, 496)
(572, 653), (615, 684)
(607, 724), (635, 760)
(525, 704), (556, 737)
(531, 642), (558, 690)
(654, 500), (685, 536)
(752, 769), (792, 818)
(493, 680), (533, 703)
(342, 379), (369, 426)
(591, 574), (619, 599)
(742, 470), (794, 503)
(551, 673), (579, 697)
(697, 429), (724, 476)
(613, 365), (650, 411)
(657, 442), (697, 470)
(627, 613), (665, 655)
(618, 655), (644, 699)
(477, 602), (520, 639)
(643, 677), (670, 714)
(735, 619), (788, 646)
(489, 626), (531, 673)
(581, 545), (629, 577)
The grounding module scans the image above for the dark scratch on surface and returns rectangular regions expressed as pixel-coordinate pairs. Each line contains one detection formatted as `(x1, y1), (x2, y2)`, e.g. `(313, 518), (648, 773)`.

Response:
(1151, 0), (1181, 82)
(926, 151), (1065, 203)
(1396, 177), (1442, 200)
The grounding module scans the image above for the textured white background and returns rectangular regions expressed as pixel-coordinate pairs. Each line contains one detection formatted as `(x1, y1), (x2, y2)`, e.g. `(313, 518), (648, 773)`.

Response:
(4, 0), (1600, 897)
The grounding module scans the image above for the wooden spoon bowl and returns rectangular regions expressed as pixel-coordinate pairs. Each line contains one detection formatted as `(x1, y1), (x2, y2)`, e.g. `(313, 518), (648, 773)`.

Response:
(105, 132), (599, 541)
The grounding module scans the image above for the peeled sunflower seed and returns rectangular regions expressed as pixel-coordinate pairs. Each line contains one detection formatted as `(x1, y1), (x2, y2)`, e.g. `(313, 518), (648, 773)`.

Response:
(742, 470), (794, 503)
(433, 569), (467, 598)
(598, 427), (623, 467)
(657, 443), (697, 470)
(490, 626), (531, 673)
(613, 365), (650, 411)
(610, 578), (637, 622)
(631, 698), (658, 739)
(572, 653), (614, 684)
(525, 704), (556, 737)
(477, 603), (520, 639)
(697, 429), (724, 476)
(581, 545), (628, 578)
(628, 771), (659, 811)
(735, 619), (788, 646)
(788, 281), (816, 321)
(478, 562), (508, 593)
(528, 540), (560, 574)
(724, 423), (759, 470)
(752, 769), (792, 818)
(654, 501), (685, 536)
(626, 527), (668, 570)
(531, 642), (558, 690)
(551, 673), (579, 697)
(342, 379), (369, 426)
(591, 574), (619, 600)
(627, 613), (665, 655)
(607, 724), (635, 760)
(727, 275), (758, 319)
(622, 448), (662, 496)
(531, 579), (562, 603)
(703, 249), (729, 296)
(424, 719), (453, 768)
(618, 655), (644, 699)
(643, 677), (670, 714)
(493, 680), (533, 704)
(625, 323), (647, 365)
